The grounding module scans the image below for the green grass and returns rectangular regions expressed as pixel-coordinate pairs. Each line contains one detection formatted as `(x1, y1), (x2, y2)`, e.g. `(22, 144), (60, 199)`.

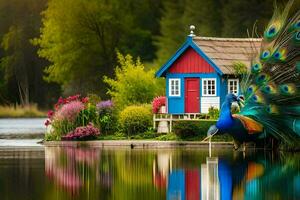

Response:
(0, 104), (46, 118)
(95, 131), (233, 142)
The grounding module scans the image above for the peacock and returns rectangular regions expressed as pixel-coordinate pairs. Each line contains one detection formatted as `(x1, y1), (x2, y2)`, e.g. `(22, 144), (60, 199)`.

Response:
(207, 0), (300, 150)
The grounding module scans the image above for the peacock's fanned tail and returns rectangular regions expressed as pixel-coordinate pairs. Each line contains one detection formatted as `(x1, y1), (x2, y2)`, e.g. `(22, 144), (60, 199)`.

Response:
(240, 0), (300, 147)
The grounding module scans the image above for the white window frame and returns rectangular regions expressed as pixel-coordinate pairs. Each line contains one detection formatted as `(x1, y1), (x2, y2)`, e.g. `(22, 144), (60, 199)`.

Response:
(202, 78), (217, 97)
(228, 79), (239, 95)
(169, 78), (181, 97)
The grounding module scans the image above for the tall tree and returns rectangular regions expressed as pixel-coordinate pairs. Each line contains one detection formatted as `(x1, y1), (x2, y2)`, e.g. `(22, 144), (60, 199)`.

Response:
(35, 0), (162, 97)
(221, 0), (274, 37)
(182, 0), (223, 37)
(0, 0), (58, 107)
(155, 0), (186, 66)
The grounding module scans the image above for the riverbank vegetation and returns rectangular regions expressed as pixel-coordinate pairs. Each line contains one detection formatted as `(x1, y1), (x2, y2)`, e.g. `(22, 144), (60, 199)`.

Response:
(43, 53), (226, 141)
(0, 104), (45, 118)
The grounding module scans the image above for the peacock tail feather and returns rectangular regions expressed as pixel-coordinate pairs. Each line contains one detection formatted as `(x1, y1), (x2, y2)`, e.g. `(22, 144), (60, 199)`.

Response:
(239, 0), (300, 147)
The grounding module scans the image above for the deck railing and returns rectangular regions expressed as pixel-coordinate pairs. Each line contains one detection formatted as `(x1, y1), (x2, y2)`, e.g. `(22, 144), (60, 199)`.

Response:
(153, 113), (209, 132)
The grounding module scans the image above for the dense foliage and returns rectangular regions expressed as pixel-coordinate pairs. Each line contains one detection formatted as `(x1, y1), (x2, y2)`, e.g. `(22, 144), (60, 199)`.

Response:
(104, 53), (163, 110)
(173, 120), (216, 138)
(0, 0), (298, 108)
(208, 107), (220, 120)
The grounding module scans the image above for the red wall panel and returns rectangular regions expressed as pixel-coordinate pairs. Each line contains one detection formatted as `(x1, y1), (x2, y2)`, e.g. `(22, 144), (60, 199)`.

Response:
(169, 47), (215, 73)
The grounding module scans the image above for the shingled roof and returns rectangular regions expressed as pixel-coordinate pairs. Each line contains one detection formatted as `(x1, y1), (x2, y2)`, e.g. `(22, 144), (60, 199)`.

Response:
(193, 37), (262, 74)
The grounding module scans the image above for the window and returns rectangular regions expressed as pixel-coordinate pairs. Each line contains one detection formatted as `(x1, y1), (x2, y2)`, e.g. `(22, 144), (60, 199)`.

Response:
(202, 78), (216, 96)
(228, 79), (239, 95)
(169, 78), (181, 97)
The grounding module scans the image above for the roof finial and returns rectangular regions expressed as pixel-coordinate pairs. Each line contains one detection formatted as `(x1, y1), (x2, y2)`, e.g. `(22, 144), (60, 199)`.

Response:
(189, 25), (195, 37)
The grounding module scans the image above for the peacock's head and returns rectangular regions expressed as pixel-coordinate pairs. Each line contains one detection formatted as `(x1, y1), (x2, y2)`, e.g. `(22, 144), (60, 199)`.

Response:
(226, 93), (239, 103)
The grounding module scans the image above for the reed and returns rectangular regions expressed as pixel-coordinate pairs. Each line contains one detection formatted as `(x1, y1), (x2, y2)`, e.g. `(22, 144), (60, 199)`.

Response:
(0, 104), (46, 118)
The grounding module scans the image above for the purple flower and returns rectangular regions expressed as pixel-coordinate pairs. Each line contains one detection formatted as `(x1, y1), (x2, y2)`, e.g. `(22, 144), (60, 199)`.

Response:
(96, 100), (113, 110)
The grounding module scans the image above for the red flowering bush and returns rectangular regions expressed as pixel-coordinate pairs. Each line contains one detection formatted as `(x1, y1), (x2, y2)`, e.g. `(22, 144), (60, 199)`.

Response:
(152, 96), (166, 114)
(61, 123), (100, 141)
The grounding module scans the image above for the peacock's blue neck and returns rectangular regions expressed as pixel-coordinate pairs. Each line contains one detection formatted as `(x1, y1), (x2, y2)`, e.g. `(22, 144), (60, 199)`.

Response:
(216, 100), (234, 130)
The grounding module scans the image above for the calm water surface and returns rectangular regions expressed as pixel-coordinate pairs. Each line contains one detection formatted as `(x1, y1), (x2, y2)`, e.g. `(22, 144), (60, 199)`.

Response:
(0, 147), (299, 200)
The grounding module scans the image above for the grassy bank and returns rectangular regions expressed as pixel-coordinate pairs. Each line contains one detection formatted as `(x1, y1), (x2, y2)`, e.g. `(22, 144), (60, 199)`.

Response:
(96, 132), (233, 142)
(0, 105), (46, 118)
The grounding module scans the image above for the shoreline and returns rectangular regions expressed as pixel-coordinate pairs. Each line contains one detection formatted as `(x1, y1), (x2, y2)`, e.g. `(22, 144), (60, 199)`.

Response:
(43, 140), (233, 148)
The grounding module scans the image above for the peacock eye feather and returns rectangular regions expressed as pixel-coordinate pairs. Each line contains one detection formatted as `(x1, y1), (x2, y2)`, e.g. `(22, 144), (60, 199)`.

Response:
(251, 62), (262, 73)
(260, 50), (271, 61)
(279, 84), (296, 95)
(251, 93), (264, 104)
(256, 73), (269, 85)
(272, 48), (287, 61)
(294, 31), (300, 45)
(264, 22), (282, 40)
(296, 32), (300, 40)
(290, 20), (300, 32)
(268, 26), (276, 35)
(296, 20), (300, 28)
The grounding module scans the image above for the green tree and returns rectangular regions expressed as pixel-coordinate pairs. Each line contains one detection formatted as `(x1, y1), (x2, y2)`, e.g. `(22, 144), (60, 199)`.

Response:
(182, 0), (222, 37)
(104, 53), (163, 110)
(34, 0), (162, 97)
(155, 0), (186, 66)
(0, 0), (59, 107)
(221, 0), (273, 37)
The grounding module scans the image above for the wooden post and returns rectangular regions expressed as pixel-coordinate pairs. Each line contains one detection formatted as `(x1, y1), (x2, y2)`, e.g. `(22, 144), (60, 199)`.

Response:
(170, 114), (173, 133)
(153, 114), (156, 129)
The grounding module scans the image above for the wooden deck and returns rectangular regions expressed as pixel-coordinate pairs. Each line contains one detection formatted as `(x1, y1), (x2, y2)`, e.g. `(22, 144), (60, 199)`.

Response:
(153, 113), (210, 132)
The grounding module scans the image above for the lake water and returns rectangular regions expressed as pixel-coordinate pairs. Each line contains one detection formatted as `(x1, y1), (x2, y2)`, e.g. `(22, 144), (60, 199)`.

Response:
(0, 118), (46, 138)
(0, 147), (299, 200)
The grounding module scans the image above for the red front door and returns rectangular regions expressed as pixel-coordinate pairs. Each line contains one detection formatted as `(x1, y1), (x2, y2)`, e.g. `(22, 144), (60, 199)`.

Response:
(185, 78), (200, 113)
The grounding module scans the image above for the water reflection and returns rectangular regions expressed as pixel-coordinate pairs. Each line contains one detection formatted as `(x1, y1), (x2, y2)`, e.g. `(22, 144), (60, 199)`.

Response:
(43, 147), (300, 200)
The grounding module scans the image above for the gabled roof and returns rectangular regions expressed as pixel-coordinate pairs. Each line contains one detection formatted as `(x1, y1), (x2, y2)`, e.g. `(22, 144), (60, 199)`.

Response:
(194, 37), (262, 74)
(155, 36), (262, 77)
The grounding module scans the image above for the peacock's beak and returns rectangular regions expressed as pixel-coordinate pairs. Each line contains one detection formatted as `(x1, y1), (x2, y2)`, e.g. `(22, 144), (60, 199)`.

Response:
(207, 125), (219, 136)
(237, 95), (245, 108)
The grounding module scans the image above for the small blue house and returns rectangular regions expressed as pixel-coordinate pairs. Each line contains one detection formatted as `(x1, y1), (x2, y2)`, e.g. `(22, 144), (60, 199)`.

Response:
(155, 29), (261, 114)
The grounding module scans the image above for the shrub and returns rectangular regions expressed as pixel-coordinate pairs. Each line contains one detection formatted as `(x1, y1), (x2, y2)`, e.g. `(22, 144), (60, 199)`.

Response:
(96, 100), (116, 134)
(45, 95), (99, 140)
(208, 107), (220, 119)
(173, 120), (216, 138)
(61, 123), (100, 140)
(119, 105), (152, 136)
(104, 53), (163, 110)
(152, 96), (166, 114)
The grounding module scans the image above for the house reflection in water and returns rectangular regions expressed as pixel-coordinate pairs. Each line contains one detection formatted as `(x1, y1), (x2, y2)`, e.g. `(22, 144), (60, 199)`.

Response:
(165, 156), (265, 200)
(166, 157), (225, 200)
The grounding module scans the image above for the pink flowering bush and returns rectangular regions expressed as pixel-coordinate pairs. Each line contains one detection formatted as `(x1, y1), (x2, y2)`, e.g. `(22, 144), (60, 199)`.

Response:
(45, 94), (103, 141)
(61, 123), (100, 141)
(152, 96), (166, 114)
(55, 101), (85, 121)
